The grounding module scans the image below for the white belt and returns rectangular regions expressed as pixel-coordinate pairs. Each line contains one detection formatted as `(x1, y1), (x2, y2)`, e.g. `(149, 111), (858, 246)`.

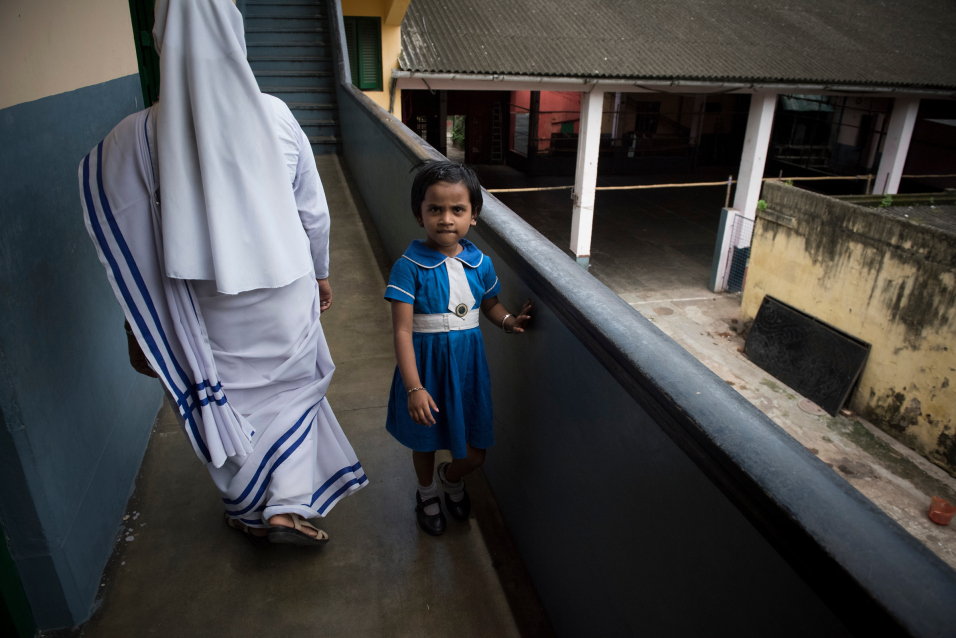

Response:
(413, 311), (479, 333)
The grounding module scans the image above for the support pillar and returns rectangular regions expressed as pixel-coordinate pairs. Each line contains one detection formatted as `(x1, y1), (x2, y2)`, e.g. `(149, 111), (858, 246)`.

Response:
(611, 92), (622, 141)
(709, 92), (776, 292)
(873, 98), (919, 195)
(437, 90), (447, 157)
(570, 89), (605, 269)
(864, 113), (886, 172)
(528, 91), (540, 173)
(688, 94), (707, 147)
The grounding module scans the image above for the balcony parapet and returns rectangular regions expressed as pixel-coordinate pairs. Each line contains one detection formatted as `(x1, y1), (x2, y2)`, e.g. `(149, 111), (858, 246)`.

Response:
(325, 3), (956, 635)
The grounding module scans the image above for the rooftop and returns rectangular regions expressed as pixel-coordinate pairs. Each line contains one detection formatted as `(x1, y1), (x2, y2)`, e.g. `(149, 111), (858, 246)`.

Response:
(400, 0), (956, 90)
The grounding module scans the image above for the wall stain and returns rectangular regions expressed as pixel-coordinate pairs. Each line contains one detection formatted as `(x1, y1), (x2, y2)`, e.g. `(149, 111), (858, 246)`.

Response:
(937, 431), (956, 472)
(757, 182), (956, 476)
(865, 389), (912, 434)
(863, 388), (955, 476)
(826, 414), (956, 496)
(763, 181), (956, 349)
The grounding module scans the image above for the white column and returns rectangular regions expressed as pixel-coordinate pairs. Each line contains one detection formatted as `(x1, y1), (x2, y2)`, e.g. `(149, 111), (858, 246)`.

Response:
(733, 92), (776, 217)
(570, 89), (605, 269)
(873, 98), (919, 195)
(710, 92), (776, 292)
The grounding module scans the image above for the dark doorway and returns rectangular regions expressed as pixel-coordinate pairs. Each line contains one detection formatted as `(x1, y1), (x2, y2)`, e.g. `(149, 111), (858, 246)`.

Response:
(127, 0), (161, 106)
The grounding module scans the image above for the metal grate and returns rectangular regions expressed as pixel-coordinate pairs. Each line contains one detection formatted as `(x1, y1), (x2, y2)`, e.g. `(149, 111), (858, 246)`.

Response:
(415, 115), (428, 140)
(724, 213), (755, 293)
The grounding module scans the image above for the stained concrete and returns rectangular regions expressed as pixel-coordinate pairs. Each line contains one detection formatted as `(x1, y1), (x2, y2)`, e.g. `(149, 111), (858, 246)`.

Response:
(61, 156), (552, 638)
(482, 164), (956, 570)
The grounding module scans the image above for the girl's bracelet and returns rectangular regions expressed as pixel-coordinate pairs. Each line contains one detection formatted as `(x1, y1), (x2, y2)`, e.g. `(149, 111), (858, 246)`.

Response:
(407, 386), (425, 396)
(500, 313), (513, 333)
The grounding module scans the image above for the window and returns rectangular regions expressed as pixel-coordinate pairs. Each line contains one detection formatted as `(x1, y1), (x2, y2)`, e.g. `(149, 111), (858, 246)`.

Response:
(344, 16), (383, 91)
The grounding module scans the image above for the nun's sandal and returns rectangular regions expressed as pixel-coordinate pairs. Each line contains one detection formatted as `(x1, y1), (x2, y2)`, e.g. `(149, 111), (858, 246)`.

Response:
(224, 512), (269, 547)
(267, 513), (329, 547)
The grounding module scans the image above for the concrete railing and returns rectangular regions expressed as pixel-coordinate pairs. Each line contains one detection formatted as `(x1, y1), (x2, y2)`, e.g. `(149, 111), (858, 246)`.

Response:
(326, 3), (956, 636)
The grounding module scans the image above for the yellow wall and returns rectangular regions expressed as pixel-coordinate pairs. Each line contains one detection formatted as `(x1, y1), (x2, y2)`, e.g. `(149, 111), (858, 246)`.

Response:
(741, 182), (956, 474)
(0, 0), (139, 110)
(341, 0), (406, 119)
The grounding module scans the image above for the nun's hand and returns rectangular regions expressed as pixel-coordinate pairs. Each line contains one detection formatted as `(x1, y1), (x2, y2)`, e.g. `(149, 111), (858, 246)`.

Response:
(126, 330), (158, 378)
(317, 278), (332, 313)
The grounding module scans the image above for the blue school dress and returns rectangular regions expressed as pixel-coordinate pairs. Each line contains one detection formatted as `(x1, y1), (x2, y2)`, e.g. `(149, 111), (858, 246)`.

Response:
(384, 239), (501, 458)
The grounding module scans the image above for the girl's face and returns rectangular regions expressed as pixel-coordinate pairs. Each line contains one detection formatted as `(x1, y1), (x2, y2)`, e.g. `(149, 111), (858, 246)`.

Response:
(418, 181), (477, 256)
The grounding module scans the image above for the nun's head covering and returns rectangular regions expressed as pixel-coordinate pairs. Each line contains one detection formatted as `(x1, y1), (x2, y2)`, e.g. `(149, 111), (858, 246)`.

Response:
(152, 0), (312, 294)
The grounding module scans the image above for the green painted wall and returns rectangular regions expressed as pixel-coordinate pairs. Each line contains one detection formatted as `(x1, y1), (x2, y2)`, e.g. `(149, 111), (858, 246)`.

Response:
(0, 73), (162, 630)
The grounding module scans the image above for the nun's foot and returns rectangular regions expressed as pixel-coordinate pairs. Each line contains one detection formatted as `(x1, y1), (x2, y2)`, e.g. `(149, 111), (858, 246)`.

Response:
(224, 514), (269, 544)
(268, 513), (319, 539)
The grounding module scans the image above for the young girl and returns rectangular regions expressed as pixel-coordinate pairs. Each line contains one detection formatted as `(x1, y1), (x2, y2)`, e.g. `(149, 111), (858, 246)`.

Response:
(384, 161), (532, 536)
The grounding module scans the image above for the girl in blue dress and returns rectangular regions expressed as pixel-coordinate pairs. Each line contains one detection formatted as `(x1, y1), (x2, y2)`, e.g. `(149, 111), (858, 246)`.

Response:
(384, 161), (532, 536)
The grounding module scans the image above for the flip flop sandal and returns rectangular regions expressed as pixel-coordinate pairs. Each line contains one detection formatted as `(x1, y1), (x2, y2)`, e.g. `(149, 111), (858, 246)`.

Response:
(267, 513), (329, 547)
(225, 513), (270, 546)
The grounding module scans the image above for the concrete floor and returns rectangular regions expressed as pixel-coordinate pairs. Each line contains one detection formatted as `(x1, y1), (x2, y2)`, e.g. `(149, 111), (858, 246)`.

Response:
(64, 157), (553, 638)
(476, 165), (730, 301)
(481, 165), (956, 570)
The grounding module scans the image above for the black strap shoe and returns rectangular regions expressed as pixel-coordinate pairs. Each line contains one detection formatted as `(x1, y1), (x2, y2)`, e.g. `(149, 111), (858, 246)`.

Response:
(444, 490), (471, 522)
(437, 462), (471, 521)
(415, 491), (446, 536)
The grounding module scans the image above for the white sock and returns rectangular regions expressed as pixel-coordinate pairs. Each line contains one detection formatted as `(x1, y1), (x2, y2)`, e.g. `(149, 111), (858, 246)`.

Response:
(418, 481), (440, 516)
(439, 464), (465, 503)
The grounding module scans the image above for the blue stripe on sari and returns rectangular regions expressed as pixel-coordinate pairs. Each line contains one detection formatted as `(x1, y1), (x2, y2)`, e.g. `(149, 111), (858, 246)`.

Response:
(84, 146), (211, 463)
(225, 421), (314, 517)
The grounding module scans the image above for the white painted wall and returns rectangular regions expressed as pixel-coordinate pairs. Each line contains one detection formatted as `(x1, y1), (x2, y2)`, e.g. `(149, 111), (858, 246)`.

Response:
(0, 0), (139, 110)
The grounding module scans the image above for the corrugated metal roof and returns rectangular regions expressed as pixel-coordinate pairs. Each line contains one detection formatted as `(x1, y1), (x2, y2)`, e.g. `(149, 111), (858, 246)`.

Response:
(399, 0), (956, 90)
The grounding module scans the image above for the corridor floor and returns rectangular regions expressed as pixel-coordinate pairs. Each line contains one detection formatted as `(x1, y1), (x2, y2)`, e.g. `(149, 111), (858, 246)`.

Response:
(65, 157), (551, 638)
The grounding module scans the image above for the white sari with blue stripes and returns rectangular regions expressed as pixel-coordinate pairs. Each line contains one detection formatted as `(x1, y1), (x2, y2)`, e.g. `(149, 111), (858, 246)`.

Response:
(79, 106), (366, 525)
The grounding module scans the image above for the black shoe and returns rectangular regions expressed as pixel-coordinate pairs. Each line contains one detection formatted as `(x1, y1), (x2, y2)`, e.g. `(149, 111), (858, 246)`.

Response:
(437, 462), (471, 521)
(444, 490), (471, 522)
(415, 492), (446, 536)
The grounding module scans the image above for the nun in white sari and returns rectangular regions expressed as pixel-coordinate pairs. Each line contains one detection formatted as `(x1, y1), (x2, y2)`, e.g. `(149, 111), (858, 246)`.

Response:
(78, 0), (366, 545)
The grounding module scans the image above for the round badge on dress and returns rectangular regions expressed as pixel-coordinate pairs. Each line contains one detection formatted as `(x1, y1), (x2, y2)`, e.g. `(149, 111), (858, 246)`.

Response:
(455, 303), (468, 317)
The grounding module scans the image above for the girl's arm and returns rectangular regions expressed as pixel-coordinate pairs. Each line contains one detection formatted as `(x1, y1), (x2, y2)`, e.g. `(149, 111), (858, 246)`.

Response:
(480, 297), (533, 334)
(391, 300), (439, 425)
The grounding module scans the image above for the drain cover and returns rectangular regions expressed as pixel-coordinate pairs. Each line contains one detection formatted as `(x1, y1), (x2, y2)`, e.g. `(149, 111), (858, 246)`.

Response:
(798, 398), (828, 415)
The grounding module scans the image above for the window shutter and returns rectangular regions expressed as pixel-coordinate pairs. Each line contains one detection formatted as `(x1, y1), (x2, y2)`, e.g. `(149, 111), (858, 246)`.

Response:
(344, 17), (358, 85)
(357, 18), (382, 91)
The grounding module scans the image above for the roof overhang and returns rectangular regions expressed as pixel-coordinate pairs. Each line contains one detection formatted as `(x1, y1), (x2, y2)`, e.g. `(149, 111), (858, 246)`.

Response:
(393, 71), (956, 98)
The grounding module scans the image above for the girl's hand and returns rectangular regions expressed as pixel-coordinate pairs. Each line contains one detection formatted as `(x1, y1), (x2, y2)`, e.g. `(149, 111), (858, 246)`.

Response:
(509, 300), (533, 334)
(408, 389), (439, 426)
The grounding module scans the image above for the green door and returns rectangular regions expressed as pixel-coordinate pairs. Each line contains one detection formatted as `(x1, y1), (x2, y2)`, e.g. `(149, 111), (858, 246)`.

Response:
(128, 0), (161, 106)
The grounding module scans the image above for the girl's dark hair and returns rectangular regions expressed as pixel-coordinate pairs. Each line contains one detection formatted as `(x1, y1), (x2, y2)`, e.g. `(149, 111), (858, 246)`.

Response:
(410, 160), (483, 219)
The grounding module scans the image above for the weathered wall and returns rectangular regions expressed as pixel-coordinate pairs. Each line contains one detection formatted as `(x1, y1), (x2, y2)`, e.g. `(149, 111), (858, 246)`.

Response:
(341, 0), (405, 118)
(741, 181), (956, 474)
(0, 2), (160, 630)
